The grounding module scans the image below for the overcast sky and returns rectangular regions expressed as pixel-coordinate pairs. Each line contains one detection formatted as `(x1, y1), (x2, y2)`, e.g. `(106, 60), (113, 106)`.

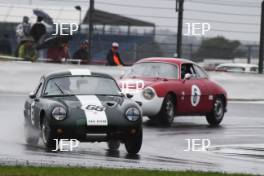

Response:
(0, 0), (261, 42)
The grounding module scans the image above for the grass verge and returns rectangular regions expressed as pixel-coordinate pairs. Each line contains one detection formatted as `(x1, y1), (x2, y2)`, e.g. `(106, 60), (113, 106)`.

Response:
(0, 166), (253, 176)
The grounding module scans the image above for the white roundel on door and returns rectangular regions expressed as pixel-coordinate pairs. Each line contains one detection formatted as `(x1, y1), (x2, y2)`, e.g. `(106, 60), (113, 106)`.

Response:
(191, 85), (201, 107)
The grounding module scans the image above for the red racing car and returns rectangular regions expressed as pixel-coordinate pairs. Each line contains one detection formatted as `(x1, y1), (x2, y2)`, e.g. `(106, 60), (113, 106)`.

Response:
(119, 57), (227, 127)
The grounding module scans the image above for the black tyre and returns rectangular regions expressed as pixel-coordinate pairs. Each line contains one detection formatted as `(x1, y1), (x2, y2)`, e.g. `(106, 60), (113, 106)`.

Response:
(41, 117), (57, 151)
(206, 97), (225, 126)
(24, 118), (39, 146)
(158, 94), (175, 127)
(107, 139), (121, 151)
(124, 127), (142, 154)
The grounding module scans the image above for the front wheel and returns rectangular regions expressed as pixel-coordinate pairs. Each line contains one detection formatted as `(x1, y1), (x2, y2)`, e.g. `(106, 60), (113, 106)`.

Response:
(206, 97), (225, 126)
(124, 128), (142, 155)
(158, 94), (175, 127)
(41, 117), (57, 151)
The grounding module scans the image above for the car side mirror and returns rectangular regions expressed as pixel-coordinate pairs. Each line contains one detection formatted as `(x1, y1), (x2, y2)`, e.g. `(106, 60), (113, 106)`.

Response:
(184, 73), (192, 80)
(119, 92), (133, 99)
(29, 92), (36, 99)
(126, 93), (133, 99)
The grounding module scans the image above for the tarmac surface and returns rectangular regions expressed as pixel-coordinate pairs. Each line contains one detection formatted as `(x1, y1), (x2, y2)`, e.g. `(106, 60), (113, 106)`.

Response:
(0, 61), (264, 175)
(0, 93), (263, 175)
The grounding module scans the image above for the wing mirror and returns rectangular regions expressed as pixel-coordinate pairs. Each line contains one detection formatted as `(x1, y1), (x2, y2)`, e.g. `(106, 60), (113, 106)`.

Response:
(29, 92), (36, 99)
(126, 93), (133, 99)
(119, 92), (133, 99)
(184, 73), (192, 80)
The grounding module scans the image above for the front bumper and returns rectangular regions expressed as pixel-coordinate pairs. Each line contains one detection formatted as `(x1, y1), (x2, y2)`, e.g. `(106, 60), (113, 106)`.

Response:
(48, 102), (142, 142)
(50, 124), (141, 142)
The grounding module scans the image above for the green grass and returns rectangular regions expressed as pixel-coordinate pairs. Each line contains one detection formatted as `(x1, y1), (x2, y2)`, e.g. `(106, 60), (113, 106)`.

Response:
(0, 166), (253, 176)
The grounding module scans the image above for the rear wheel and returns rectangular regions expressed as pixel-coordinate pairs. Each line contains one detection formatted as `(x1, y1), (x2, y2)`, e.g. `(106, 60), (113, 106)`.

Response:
(124, 127), (142, 155)
(41, 117), (57, 151)
(158, 94), (175, 127)
(24, 118), (39, 146)
(107, 139), (120, 151)
(206, 97), (225, 126)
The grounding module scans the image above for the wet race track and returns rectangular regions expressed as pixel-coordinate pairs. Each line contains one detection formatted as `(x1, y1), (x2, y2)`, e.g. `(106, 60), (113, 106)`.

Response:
(0, 93), (263, 175)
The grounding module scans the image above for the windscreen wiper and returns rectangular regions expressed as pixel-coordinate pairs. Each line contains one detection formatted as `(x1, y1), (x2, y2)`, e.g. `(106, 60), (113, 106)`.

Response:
(54, 82), (65, 95)
(95, 94), (120, 97)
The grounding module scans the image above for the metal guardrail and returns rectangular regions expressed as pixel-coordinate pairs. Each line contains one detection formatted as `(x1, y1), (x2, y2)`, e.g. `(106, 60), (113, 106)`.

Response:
(0, 55), (131, 65)
(38, 58), (83, 64)
(0, 55), (24, 61)
(0, 55), (83, 65)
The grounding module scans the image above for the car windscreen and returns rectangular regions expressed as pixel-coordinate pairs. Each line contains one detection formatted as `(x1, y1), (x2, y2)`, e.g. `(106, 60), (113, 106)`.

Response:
(125, 62), (179, 79)
(44, 76), (121, 96)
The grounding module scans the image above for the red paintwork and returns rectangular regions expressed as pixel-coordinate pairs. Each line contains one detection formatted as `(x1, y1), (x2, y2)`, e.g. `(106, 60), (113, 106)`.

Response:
(120, 57), (227, 116)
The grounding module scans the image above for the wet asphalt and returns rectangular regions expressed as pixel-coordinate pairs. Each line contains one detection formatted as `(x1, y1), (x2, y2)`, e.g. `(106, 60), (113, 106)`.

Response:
(0, 94), (263, 175)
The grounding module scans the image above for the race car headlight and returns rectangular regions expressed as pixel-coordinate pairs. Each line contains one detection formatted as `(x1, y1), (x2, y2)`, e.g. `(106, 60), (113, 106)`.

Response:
(52, 107), (67, 120)
(142, 87), (155, 100)
(125, 107), (140, 122)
